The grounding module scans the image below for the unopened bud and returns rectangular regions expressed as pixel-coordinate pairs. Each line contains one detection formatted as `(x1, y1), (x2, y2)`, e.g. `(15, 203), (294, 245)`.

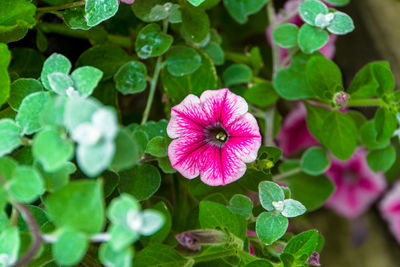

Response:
(334, 92), (349, 107)
(175, 230), (227, 251)
(307, 252), (321, 266)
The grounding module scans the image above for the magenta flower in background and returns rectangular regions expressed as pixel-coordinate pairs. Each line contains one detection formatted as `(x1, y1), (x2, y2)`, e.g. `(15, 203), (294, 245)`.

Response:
(276, 102), (319, 157)
(118, 0), (135, 4)
(266, 0), (337, 64)
(325, 149), (387, 220)
(379, 182), (400, 243)
(167, 89), (262, 186)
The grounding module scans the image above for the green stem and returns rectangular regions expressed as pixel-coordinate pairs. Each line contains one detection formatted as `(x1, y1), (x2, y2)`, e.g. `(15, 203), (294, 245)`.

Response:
(347, 98), (385, 107)
(265, 105), (276, 146)
(39, 23), (131, 48)
(267, 1), (280, 77)
(37, 0), (86, 12)
(273, 167), (301, 181)
(225, 51), (251, 64)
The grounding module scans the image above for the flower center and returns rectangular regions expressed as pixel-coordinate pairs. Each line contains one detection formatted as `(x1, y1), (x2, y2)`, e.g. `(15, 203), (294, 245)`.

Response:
(204, 124), (229, 147)
(215, 131), (227, 142)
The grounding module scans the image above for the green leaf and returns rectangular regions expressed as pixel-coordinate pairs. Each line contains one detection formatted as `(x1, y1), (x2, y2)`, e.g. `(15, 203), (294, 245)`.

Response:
(203, 41), (225, 65)
(0, 157), (18, 181)
(143, 202), (172, 244)
(284, 230), (319, 260)
(244, 260), (274, 267)
(281, 199), (306, 218)
(111, 129), (139, 171)
(199, 201), (246, 240)
(16, 92), (51, 135)
(37, 162), (76, 192)
(181, 4), (210, 43)
(9, 78), (43, 111)
(274, 53), (317, 100)
(284, 174), (334, 211)
(77, 141), (115, 177)
(71, 66), (103, 97)
(32, 128), (74, 172)
(135, 23), (173, 59)
(166, 46), (202, 77)
(273, 24), (299, 48)
(327, 12), (354, 35)
(132, 0), (170, 22)
(40, 95), (67, 127)
(259, 181), (285, 211)
(306, 56), (342, 98)
(320, 111), (357, 160)
(85, 0), (119, 27)
(0, 44), (11, 107)
(63, 6), (91, 30)
(298, 24), (329, 54)
(348, 62), (391, 98)
(8, 166), (44, 203)
(119, 164), (161, 201)
(0, 119), (21, 157)
(9, 47), (44, 79)
(162, 52), (217, 104)
(305, 103), (330, 141)
(76, 45), (131, 80)
(228, 194), (253, 219)
(0, 0), (36, 43)
(99, 243), (133, 267)
(244, 82), (279, 108)
(300, 147), (330, 176)
(108, 193), (140, 225)
(133, 244), (192, 267)
(223, 0), (268, 24)
(148, 3), (180, 21)
(360, 121), (390, 150)
(40, 53), (72, 90)
(145, 136), (169, 157)
(157, 157), (176, 174)
(324, 0), (349, 6)
(0, 227), (20, 266)
(48, 72), (74, 96)
(52, 228), (88, 266)
(256, 212), (288, 245)
(114, 61), (148, 94)
(223, 64), (252, 87)
(44, 180), (104, 234)
(36, 29), (48, 53)
(374, 108), (397, 142)
(188, 0), (206, 6)
(299, 0), (328, 26)
(64, 96), (101, 131)
(367, 146), (396, 172)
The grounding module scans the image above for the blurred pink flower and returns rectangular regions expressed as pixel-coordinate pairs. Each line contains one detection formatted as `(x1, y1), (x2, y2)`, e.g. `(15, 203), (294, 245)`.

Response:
(276, 102), (319, 156)
(167, 89), (262, 186)
(379, 182), (400, 243)
(118, 0), (135, 4)
(325, 149), (387, 219)
(266, 0), (337, 64)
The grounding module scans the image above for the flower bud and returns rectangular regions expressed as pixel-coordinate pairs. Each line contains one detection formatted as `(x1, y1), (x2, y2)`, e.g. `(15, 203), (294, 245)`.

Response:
(334, 92), (349, 107)
(175, 230), (227, 251)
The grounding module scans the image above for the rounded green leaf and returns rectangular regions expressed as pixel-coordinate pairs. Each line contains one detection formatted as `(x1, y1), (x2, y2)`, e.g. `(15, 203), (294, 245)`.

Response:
(223, 0), (268, 24)
(33, 128), (74, 172)
(71, 66), (103, 97)
(327, 12), (354, 35)
(366, 146), (396, 172)
(111, 129), (139, 171)
(299, 0), (329, 26)
(256, 212), (288, 245)
(181, 4), (210, 43)
(0, 227), (20, 266)
(298, 24), (329, 54)
(0, 44), (11, 108)
(244, 82), (279, 108)
(8, 166), (44, 203)
(132, 0), (170, 22)
(48, 72), (74, 95)
(374, 108), (397, 142)
(0, 0), (36, 43)
(44, 180), (105, 234)
(223, 64), (252, 87)
(52, 228), (88, 266)
(9, 78), (43, 111)
(77, 141), (115, 177)
(145, 136), (168, 157)
(300, 147), (330, 176)
(99, 242), (133, 267)
(63, 6), (91, 30)
(135, 23), (173, 59)
(0, 119), (21, 157)
(119, 164), (161, 201)
(259, 181), (285, 211)
(166, 46), (202, 77)
(40, 53), (72, 90)
(324, 0), (349, 6)
(273, 24), (299, 48)
(283, 230), (319, 260)
(114, 61), (148, 95)
(16, 91), (51, 135)
(203, 41), (225, 66)
(360, 121), (390, 150)
(85, 0), (119, 27)
(228, 194), (253, 219)
(281, 199), (307, 218)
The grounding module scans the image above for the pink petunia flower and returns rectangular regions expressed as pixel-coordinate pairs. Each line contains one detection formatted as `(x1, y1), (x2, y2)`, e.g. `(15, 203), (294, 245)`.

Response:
(118, 0), (135, 4)
(266, 0), (337, 64)
(325, 149), (387, 220)
(167, 89), (262, 186)
(379, 182), (400, 243)
(276, 102), (319, 157)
